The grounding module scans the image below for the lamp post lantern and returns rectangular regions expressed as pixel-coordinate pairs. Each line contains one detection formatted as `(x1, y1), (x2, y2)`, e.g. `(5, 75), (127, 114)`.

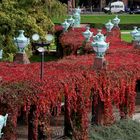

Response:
(73, 7), (81, 27)
(32, 33), (40, 41)
(62, 19), (70, 32)
(130, 26), (138, 39)
(32, 33), (54, 80)
(0, 114), (8, 138)
(112, 15), (120, 27)
(14, 30), (30, 53)
(133, 28), (140, 42)
(82, 27), (93, 42)
(131, 28), (140, 49)
(67, 15), (75, 28)
(45, 34), (54, 44)
(92, 29), (109, 69)
(0, 49), (3, 81)
(105, 20), (114, 32)
(0, 49), (3, 60)
(13, 30), (30, 64)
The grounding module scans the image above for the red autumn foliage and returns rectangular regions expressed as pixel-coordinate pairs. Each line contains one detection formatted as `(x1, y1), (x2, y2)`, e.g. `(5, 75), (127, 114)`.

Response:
(54, 25), (63, 33)
(59, 26), (122, 56)
(0, 27), (140, 139)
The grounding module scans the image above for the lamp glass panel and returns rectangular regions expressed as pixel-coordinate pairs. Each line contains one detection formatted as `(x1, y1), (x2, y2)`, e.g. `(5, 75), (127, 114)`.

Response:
(45, 34), (54, 42)
(37, 47), (45, 53)
(98, 47), (107, 53)
(93, 47), (107, 53)
(93, 47), (98, 52)
(0, 50), (3, 59)
(32, 34), (40, 41)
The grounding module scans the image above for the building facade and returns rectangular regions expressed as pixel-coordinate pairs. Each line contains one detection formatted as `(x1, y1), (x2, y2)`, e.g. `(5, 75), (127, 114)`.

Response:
(123, 0), (140, 7)
(122, 0), (128, 6)
(67, 0), (140, 10)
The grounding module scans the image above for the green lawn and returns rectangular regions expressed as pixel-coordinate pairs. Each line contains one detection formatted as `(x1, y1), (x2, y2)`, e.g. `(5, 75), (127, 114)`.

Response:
(81, 14), (140, 24)
(121, 33), (132, 43)
(121, 30), (132, 43)
(30, 53), (58, 62)
(30, 33), (132, 62)
(52, 14), (140, 24)
(30, 33), (131, 62)
(121, 34), (132, 42)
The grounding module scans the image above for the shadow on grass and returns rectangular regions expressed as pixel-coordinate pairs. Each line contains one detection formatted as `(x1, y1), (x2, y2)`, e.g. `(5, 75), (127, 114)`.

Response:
(30, 53), (59, 63)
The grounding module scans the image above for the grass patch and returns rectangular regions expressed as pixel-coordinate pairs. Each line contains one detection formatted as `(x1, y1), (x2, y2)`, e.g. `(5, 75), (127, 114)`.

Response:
(89, 119), (140, 140)
(52, 14), (140, 24)
(121, 33), (132, 43)
(51, 15), (67, 24)
(121, 30), (131, 32)
(30, 53), (58, 62)
(81, 14), (140, 24)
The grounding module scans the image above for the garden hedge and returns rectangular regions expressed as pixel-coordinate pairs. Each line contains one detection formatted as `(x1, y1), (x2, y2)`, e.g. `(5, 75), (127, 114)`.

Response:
(90, 23), (140, 30)
(0, 0), (67, 61)
(0, 37), (140, 139)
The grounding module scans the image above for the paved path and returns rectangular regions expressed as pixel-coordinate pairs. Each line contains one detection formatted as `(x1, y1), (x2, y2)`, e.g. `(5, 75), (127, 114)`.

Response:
(133, 105), (140, 122)
(121, 31), (130, 34)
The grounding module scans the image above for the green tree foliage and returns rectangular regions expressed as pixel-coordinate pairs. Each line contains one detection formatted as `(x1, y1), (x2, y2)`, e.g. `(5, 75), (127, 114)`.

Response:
(0, 0), (66, 61)
(45, 0), (67, 18)
(78, 0), (100, 8)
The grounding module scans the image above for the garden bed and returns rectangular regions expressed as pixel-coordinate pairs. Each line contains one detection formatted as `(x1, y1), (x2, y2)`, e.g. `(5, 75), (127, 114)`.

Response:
(58, 26), (121, 57)
(0, 27), (140, 139)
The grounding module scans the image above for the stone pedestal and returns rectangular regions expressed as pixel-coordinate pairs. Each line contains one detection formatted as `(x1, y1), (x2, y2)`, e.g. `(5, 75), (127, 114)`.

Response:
(92, 96), (105, 125)
(28, 105), (39, 140)
(132, 40), (140, 49)
(14, 53), (30, 64)
(106, 26), (121, 42)
(112, 26), (121, 39)
(106, 31), (113, 38)
(64, 96), (72, 137)
(92, 94), (114, 125)
(93, 57), (107, 70)
(0, 76), (2, 82)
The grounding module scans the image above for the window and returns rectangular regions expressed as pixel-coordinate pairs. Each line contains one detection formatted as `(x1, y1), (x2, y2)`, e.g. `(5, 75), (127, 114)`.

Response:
(115, 5), (119, 8)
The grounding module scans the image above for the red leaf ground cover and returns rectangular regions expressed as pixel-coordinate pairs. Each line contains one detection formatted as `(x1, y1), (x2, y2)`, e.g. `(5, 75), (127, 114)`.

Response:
(59, 26), (122, 56)
(0, 27), (140, 139)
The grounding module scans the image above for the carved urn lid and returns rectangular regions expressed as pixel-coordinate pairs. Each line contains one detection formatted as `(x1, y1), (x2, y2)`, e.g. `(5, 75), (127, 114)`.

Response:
(112, 15), (120, 26)
(105, 20), (114, 32)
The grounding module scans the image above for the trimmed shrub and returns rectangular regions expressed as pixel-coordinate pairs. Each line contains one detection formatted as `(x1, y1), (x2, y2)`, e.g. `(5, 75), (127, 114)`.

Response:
(89, 120), (140, 140)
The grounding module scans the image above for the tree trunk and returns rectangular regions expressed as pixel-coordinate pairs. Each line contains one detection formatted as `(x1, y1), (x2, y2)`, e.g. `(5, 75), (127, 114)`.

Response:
(28, 105), (39, 140)
(92, 95), (105, 125)
(64, 96), (72, 137)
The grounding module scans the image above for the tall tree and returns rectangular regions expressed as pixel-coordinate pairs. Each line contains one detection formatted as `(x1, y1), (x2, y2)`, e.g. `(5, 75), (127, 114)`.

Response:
(0, 0), (67, 61)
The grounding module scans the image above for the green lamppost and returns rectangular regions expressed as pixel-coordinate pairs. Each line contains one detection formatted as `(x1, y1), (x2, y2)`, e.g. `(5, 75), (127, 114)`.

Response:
(62, 19), (70, 32)
(32, 33), (54, 80)
(105, 20), (114, 32)
(131, 28), (140, 49)
(0, 49), (3, 60)
(13, 30), (30, 64)
(0, 114), (8, 138)
(92, 29), (109, 69)
(82, 27), (93, 42)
